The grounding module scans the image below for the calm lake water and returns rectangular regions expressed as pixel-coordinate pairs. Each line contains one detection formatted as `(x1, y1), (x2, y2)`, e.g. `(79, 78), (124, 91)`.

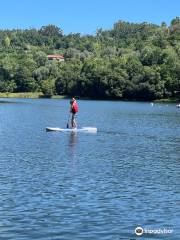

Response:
(0, 99), (179, 240)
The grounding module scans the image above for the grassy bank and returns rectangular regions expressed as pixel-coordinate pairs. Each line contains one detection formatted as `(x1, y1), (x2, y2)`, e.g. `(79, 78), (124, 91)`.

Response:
(0, 92), (42, 98)
(154, 98), (180, 103)
(0, 92), (67, 99)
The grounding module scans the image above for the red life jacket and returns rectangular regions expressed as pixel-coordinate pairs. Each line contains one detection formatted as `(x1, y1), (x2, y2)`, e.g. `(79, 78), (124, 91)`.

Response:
(72, 102), (78, 113)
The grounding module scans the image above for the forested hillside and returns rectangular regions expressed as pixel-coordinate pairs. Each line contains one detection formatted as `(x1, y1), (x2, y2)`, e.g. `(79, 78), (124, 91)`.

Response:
(0, 17), (179, 100)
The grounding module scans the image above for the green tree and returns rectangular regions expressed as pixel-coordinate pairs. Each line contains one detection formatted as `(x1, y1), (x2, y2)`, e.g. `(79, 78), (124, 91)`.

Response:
(15, 67), (37, 92)
(39, 25), (63, 37)
(0, 80), (16, 92)
(2, 36), (11, 48)
(41, 79), (55, 97)
(34, 51), (47, 67)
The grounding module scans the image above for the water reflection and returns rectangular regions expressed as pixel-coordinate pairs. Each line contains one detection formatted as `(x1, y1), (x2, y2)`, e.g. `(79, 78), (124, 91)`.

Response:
(67, 132), (78, 171)
(68, 132), (78, 158)
(68, 132), (78, 147)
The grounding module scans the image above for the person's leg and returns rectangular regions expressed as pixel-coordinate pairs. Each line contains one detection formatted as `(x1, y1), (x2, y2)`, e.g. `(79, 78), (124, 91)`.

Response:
(71, 114), (77, 128)
(71, 114), (76, 128)
(73, 114), (77, 128)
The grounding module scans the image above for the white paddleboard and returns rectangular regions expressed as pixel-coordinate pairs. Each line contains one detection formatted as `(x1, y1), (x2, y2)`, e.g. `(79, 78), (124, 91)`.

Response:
(46, 127), (97, 133)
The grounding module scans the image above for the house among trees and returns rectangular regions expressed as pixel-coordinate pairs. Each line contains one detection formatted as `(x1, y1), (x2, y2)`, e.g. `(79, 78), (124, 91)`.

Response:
(47, 54), (64, 61)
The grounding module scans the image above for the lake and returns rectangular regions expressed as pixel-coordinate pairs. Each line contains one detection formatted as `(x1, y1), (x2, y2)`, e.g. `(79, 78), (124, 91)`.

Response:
(0, 99), (179, 239)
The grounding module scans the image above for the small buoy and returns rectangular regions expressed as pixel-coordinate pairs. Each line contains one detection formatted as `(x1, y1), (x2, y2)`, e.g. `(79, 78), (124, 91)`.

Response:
(150, 102), (154, 106)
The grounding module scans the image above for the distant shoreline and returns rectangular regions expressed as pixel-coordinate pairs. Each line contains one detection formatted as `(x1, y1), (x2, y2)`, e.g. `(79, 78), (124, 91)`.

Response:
(0, 92), (67, 99)
(0, 92), (179, 103)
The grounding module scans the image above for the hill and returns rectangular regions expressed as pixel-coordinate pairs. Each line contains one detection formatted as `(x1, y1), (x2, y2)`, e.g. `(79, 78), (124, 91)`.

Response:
(0, 18), (179, 100)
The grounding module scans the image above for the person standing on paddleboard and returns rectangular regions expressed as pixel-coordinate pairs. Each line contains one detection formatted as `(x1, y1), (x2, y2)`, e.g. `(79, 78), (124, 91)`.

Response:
(70, 98), (78, 128)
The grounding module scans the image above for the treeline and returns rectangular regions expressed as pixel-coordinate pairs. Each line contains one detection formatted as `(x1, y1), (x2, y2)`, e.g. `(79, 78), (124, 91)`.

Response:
(0, 18), (179, 100)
